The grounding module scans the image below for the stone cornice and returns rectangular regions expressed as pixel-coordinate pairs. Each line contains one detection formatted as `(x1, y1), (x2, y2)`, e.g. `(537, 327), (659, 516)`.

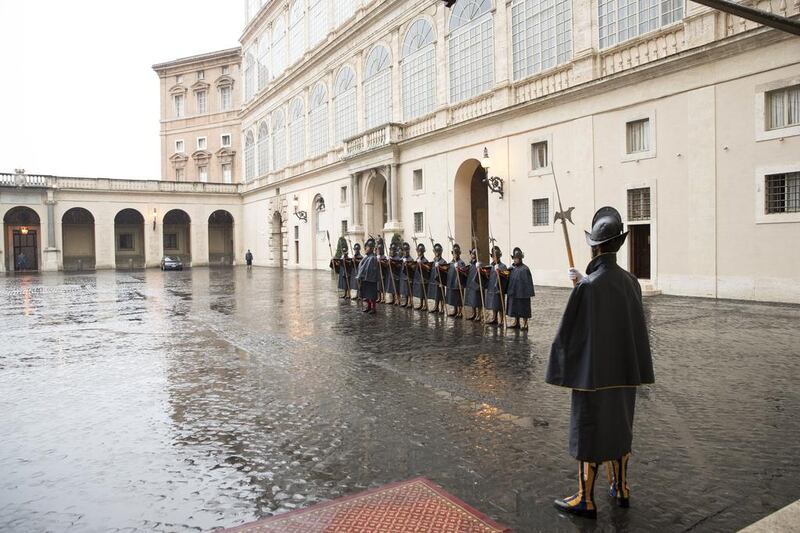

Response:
(152, 47), (242, 74)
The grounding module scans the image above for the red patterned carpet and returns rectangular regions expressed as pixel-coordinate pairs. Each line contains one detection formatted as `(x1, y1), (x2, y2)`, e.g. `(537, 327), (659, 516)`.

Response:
(224, 477), (510, 532)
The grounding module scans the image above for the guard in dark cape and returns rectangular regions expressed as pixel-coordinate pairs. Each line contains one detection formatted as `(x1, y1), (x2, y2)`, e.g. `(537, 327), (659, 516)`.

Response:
(330, 241), (352, 299)
(446, 244), (466, 318)
(349, 243), (363, 300)
(484, 246), (508, 326)
(397, 242), (413, 308)
(383, 242), (399, 304)
(356, 239), (380, 314)
(428, 243), (448, 314)
(464, 248), (484, 321)
(412, 243), (429, 311)
(547, 206), (654, 519)
(375, 239), (388, 303)
(506, 247), (535, 330)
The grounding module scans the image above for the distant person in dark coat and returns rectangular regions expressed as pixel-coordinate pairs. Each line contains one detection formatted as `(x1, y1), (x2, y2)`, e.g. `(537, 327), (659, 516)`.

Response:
(398, 242), (413, 308)
(547, 206), (655, 519)
(484, 246), (507, 326)
(356, 239), (380, 314)
(349, 243), (362, 300)
(505, 247), (535, 329)
(446, 244), (466, 318)
(245, 249), (253, 270)
(427, 243), (447, 314)
(412, 243), (429, 311)
(330, 241), (352, 299)
(464, 248), (484, 321)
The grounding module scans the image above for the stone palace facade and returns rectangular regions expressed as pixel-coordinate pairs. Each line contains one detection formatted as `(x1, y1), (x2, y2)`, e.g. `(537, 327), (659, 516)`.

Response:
(1, 0), (799, 304)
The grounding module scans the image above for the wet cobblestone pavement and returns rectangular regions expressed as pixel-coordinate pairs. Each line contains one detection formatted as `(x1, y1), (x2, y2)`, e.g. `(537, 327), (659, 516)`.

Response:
(1, 267), (798, 533)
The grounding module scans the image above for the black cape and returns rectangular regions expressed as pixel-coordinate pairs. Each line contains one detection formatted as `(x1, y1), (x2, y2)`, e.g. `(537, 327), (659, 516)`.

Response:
(465, 261), (484, 308)
(546, 253), (654, 391)
(428, 257), (447, 302)
(446, 259), (466, 306)
(506, 263), (534, 298)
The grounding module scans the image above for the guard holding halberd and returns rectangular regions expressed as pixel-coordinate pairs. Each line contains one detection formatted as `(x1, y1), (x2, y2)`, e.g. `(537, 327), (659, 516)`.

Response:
(546, 206), (654, 519)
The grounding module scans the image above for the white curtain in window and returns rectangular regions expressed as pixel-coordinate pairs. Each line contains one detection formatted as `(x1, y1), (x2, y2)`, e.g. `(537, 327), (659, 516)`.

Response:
(511, 0), (572, 81)
(309, 0), (329, 46)
(788, 86), (800, 126)
(289, 97), (306, 163)
(257, 122), (269, 176)
(258, 34), (270, 90)
(272, 109), (287, 170)
(309, 83), (329, 156)
(272, 16), (287, 77)
(401, 19), (436, 121)
(334, 66), (357, 142)
(448, 0), (494, 104)
(289, 0), (305, 66)
(364, 45), (392, 129)
(244, 131), (255, 181)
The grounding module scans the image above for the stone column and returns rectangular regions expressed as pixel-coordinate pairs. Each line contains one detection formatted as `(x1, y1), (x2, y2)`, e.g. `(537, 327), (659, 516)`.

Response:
(349, 172), (364, 238)
(42, 191), (60, 271)
(385, 163), (403, 235)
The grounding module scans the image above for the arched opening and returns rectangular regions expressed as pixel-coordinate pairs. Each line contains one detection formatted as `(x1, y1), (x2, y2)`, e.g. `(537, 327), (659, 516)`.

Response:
(62, 207), (95, 271)
(114, 208), (146, 269)
(271, 211), (284, 267)
(364, 171), (388, 240)
(163, 209), (191, 265)
(4, 206), (41, 272)
(208, 210), (234, 265)
(311, 194), (328, 269)
(453, 159), (489, 262)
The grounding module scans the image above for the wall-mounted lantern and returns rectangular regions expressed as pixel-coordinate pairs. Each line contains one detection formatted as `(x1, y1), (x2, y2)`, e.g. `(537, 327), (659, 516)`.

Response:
(293, 196), (308, 223)
(480, 147), (504, 199)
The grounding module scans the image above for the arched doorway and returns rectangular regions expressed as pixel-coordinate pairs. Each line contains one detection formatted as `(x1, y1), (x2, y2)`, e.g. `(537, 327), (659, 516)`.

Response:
(114, 208), (145, 269)
(271, 211), (284, 267)
(208, 210), (234, 265)
(163, 209), (191, 265)
(454, 159), (490, 262)
(364, 171), (388, 240)
(62, 208), (95, 271)
(311, 194), (328, 269)
(4, 206), (41, 271)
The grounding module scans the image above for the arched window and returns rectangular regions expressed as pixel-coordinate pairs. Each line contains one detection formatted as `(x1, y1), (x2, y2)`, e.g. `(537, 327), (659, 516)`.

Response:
(511, 0), (572, 80)
(401, 19), (436, 121)
(309, 82), (329, 156)
(257, 121), (269, 175)
(364, 44), (392, 129)
(289, 97), (306, 164)
(258, 33), (270, 89)
(309, 0), (329, 47)
(334, 66), (357, 143)
(272, 16), (287, 78)
(271, 108), (286, 170)
(244, 51), (256, 101)
(336, 0), (357, 27)
(448, 0), (494, 103)
(244, 130), (255, 181)
(289, 0), (305, 66)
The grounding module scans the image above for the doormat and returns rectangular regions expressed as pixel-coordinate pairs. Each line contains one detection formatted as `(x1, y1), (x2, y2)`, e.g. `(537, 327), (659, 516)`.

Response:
(223, 477), (510, 532)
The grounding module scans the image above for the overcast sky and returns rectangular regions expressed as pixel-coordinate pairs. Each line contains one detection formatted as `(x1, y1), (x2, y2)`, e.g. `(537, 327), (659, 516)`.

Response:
(0, 1), (242, 179)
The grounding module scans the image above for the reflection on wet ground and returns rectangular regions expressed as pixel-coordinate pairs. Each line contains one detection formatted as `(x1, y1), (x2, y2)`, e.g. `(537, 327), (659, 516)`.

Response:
(0, 267), (798, 532)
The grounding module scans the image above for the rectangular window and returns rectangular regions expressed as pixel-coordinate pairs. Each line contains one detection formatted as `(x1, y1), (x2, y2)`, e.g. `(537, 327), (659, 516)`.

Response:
(532, 141), (548, 170)
(175, 167), (184, 181)
(220, 86), (232, 111)
(163, 233), (178, 250)
(196, 90), (207, 114)
(176, 75), (183, 84)
(174, 94), (184, 117)
(626, 119), (650, 154)
(197, 70), (205, 80)
(340, 185), (348, 204)
(765, 172), (800, 214)
(175, 139), (184, 153)
(222, 65), (229, 75)
(199, 165), (208, 182)
(413, 211), (424, 233)
(628, 187), (651, 221)
(221, 134), (232, 147)
(222, 163), (232, 183)
(599, 0), (683, 49)
(294, 225), (300, 240)
(118, 233), (134, 250)
(766, 85), (800, 130)
(341, 220), (348, 236)
(511, 0), (573, 81)
(532, 198), (550, 226)
(413, 169), (423, 191)
(197, 137), (207, 150)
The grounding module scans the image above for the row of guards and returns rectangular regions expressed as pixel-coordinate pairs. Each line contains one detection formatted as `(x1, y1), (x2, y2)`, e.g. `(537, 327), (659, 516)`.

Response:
(328, 233), (536, 330)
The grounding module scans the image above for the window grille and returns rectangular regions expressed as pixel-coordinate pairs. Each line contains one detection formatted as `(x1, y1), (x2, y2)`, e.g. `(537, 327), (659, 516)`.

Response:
(244, 52), (256, 101)
(531, 141), (548, 170)
(309, 0), (329, 46)
(289, 97), (306, 164)
(599, 0), (683, 48)
(272, 109), (286, 170)
(626, 119), (649, 154)
(364, 45), (392, 129)
(765, 172), (800, 214)
(258, 35), (270, 89)
(532, 198), (549, 226)
(336, 0), (356, 27)
(413, 169), (423, 190)
(289, 0), (305, 66)
(401, 19), (436, 121)
(511, 0), (572, 81)
(309, 83), (329, 156)
(414, 212), (424, 233)
(257, 122), (269, 176)
(244, 131), (255, 181)
(272, 17), (287, 77)
(766, 85), (800, 130)
(334, 66), (357, 142)
(163, 233), (178, 250)
(627, 187), (651, 221)
(448, 1), (494, 104)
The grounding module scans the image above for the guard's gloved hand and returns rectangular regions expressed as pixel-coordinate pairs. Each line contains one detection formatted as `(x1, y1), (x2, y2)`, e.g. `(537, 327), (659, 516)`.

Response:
(568, 268), (584, 282)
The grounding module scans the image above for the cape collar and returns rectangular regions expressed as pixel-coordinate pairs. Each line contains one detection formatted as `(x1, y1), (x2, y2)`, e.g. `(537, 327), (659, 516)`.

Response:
(586, 252), (617, 275)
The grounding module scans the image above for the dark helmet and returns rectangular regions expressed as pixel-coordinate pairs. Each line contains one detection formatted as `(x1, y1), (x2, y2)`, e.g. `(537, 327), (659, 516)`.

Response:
(354, 243), (362, 251)
(491, 246), (502, 258)
(452, 243), (461, 253)
(433, 243), (443, 252)
(417, 243), (426, 253)
(365, 238), (376, 247)
(585, 206), (628, 247)
(512, 247), (524, 259)
(402, 242), (411, 251)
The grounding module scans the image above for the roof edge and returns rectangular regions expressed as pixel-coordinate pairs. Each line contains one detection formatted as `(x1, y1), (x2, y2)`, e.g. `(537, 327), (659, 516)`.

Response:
(152, 47), (242, 71)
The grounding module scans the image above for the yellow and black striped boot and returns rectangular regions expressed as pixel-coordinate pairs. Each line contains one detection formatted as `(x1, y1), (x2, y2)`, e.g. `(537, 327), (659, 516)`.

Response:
(554, 461), (598, 519)
(605, 454), (631, 508)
